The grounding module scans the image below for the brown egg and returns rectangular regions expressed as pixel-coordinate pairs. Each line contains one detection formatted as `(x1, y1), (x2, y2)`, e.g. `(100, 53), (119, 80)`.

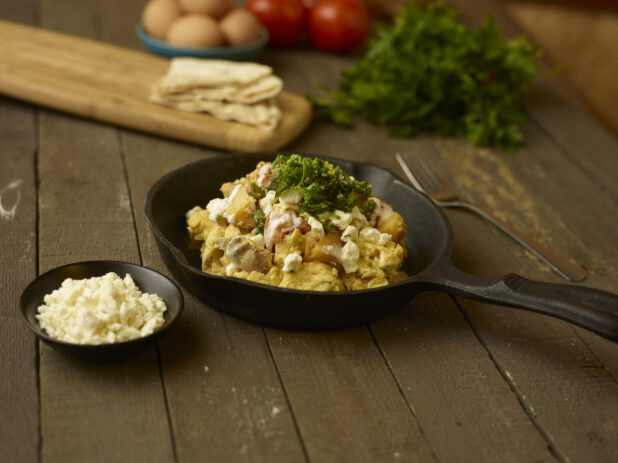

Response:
(142, 0), (182, 40)
(178, 0), (233, 19)
(219, 9), (262, 46)
(166, 14), (226, 48)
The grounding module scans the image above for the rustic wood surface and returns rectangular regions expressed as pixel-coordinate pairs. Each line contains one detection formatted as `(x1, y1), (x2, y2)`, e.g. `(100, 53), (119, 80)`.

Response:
(1, 0), (616, 462)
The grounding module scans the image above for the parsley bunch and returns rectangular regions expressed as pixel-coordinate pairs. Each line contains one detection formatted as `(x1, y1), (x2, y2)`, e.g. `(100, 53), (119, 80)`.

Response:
(270, 154), (371, 216)
(311, 1), (541, 153)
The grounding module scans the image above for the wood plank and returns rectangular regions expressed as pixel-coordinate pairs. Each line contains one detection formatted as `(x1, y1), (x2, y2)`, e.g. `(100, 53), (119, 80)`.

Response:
(94, 2), (308, 458)
(371, 293), (557, 463)
(504, 0), (618, 137)
(412, 131), (618, 461)
(119, 131), (307, 462)
(0, 96), (39, 463)
(0, 19), (312, 152)
(36, 109), (175, 463)
(0, 2), (39, 461)
(266, 327), (436, 462)
(34, 2), (174, 460)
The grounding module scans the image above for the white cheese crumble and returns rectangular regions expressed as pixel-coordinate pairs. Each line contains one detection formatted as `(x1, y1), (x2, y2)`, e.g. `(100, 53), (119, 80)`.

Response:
(322, 242), (359, 274)
(331, 210), (353, 230)
(341, 225), (359, 242)
(259, 190), (276, 216)
(360, 227), (391, 245)
(282, 252), (302, 272)
(206, 197), (228, 222)
(340, 241), (360, 273)
(206, 184), (243, 223)
(307, 215), (325, 238)
(35, 272), (167, 345)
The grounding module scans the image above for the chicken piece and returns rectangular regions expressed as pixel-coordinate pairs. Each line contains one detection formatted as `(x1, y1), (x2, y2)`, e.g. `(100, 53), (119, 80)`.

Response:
(225, 235), (272, 274)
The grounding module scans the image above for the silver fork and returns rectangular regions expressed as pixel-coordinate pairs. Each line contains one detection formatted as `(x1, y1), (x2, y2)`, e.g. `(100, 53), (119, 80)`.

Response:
(395, 151), (587, 282)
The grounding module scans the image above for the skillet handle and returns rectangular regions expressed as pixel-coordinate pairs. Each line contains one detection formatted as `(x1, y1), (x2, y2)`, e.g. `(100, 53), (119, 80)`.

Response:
(426, 271), (618, 341)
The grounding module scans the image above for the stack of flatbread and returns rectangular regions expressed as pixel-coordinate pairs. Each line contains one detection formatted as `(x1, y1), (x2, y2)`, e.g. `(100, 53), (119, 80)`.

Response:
(150, 58), (283, 131)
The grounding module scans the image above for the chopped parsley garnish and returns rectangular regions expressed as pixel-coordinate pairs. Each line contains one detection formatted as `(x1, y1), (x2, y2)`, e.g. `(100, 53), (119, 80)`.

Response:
(252, 208), (266, 234)
(310, 1), (540, 153)
(270, 154), (372, 216)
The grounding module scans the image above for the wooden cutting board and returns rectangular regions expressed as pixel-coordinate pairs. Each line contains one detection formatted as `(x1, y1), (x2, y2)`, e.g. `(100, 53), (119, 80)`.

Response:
(0, 20), (312, 152)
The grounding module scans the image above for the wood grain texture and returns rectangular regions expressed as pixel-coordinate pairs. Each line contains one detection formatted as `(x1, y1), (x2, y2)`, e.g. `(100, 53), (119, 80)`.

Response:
(2, 0), (617, 461)
(0, 20), (312, 153)
(418, 133), (618, 461)
(34, 3), (175, 461)
(504, 0), (618, 137)
(120, 131), (307, 463)
(371, 292), (557, 463)
(36, 111), (175, 462)
(0, 93), (39, 462)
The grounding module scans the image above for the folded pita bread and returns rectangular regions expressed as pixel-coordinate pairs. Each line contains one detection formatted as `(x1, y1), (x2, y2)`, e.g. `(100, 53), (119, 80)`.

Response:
(150, 58), (283, 131)
(156, 58), (274, 94)
(152, 75), (283, 105)
(151, 95), (282, 132)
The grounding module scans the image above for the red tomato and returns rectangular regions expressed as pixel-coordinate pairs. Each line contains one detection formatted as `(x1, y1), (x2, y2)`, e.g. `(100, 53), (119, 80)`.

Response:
(246, 0), (307, 47)
(307, 0), (371, 53)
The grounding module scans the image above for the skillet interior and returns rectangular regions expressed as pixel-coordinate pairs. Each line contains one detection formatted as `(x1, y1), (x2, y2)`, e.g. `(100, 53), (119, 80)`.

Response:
(146, 152), (453, 328)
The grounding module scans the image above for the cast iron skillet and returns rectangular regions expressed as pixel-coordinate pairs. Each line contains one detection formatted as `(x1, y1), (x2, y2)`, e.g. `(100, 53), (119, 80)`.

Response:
(145, 152), (618, 341)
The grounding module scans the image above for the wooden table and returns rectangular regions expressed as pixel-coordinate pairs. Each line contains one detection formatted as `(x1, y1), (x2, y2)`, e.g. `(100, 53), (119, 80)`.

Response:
(2, 1), (617, 462)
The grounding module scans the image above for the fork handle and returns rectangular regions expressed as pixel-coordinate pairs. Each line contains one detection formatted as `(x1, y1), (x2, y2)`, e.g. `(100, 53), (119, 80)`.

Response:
(444, 201), (587, 282)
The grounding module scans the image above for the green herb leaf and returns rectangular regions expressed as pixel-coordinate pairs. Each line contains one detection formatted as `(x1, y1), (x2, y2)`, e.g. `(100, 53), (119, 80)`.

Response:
(310, 1), (541, 153)
(270, 154), (372, 216)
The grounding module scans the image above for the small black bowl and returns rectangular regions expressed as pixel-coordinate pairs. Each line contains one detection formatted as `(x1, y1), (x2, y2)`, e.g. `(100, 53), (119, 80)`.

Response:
(20, 261), (184, 361)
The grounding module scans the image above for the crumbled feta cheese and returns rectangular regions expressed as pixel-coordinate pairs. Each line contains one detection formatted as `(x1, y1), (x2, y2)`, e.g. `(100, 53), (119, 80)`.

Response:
(307, 215), (325, 238)
(259, 190), (276, 216)
(282, 253), (302, 272)
(35, 272), (167, 345)
(341, 225), (359, 242)
(340, 241), (359, 273)
(360, 227), (391, 245)
(321, 242), (359, 273)
(331, 210), (353, 230)
(206, 184), (245, 224)
(206, 197), (228, 222)
(279, 189), (304, 205)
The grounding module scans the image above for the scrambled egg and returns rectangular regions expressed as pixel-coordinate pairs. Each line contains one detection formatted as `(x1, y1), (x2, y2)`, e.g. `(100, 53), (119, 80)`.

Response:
(187, 155), (408, 291)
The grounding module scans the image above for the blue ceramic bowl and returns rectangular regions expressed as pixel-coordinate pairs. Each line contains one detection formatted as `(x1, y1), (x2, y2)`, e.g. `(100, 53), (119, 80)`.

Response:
(136, 22), (269, 61)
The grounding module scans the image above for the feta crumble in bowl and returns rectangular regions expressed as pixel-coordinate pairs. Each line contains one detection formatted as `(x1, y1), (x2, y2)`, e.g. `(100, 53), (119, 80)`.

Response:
(20, 261), (183, 360)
